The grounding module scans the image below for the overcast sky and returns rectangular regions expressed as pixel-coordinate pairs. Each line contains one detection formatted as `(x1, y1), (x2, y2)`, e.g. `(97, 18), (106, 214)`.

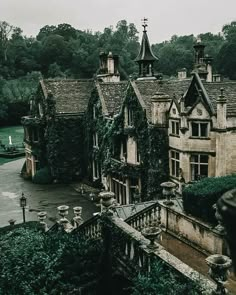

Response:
(0, 0), (236, 43)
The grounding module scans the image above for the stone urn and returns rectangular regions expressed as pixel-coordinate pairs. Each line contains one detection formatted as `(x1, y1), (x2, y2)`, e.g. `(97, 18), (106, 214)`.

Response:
(38, 211), (47, 222)
(73, 206), (83, 228)
(99, 191), (115, 209)
(142, 226), (162, 249)
(160, 181), (176, 205)
(37, 211), (48, 232)
(206, 254), (232, 295)
(8, 219), (16, 226)
(57, 205), (69, 219)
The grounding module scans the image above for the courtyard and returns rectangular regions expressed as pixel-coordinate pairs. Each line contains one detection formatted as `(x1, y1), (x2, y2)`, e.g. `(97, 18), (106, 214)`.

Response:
(0, 158), (97, 227)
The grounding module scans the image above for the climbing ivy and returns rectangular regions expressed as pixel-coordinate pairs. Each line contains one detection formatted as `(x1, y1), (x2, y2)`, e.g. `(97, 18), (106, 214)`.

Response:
(45, 115), (85, 183)
(85, 84), (169, 200)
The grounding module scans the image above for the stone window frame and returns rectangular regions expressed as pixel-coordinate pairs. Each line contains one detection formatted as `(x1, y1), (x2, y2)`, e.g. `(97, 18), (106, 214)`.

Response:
(191, 121), (209, 138)
(170, 120), (180, 136)
(190, 154), (208, 181)
(170, 150), (180, 178)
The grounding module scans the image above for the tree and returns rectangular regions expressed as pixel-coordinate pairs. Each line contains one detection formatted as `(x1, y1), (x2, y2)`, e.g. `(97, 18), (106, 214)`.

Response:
(0, 21), (14, 61)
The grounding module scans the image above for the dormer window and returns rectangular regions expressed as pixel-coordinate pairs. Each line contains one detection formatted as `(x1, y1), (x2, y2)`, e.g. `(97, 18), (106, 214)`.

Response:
(191, 122), (208, 138)
(170, 120), (180, 136)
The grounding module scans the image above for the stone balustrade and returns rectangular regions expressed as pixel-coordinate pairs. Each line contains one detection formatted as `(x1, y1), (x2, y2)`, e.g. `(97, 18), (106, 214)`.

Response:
(125, 202), (161, 231)
(74, 214), (101, 239)
(109, 215), (216, 294)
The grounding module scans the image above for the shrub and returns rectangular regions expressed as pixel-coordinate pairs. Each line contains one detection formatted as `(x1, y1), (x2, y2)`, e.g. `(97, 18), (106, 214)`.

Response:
(33, 167), (53, 184)
(182, 175), (236, 223)
(0, 226), (102, 295)
(131, 261), (201, 295)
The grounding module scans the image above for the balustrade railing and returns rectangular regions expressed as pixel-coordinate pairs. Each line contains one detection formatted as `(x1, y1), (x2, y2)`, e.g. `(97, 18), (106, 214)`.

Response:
(125, 202), (161, 231)
(74, 214), (101, 239)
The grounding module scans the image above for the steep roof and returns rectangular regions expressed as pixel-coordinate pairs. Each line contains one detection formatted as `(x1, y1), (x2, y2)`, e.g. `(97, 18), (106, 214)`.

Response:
(203, 81), (236, 117)
(135, 30), (158, 62)
(41, 79), (94, 114)
(97, 81), (128, 116)
(133, 79), (191, 121)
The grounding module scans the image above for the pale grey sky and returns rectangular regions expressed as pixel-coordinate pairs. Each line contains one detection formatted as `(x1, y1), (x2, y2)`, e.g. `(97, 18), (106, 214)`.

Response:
(0, 0), (236, 43)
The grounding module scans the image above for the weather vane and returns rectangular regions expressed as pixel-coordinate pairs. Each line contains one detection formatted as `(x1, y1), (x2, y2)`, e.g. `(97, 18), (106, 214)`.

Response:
(141, 17), (148, 32)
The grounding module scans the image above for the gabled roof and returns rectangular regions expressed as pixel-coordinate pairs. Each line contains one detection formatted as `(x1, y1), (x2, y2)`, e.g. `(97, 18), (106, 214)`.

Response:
(41, 79), (94, 114)
(132, 79), (191, 122)
(203, 81), (236, 117)
(97, 81), (128, 116)
(184, 73), (215, 115)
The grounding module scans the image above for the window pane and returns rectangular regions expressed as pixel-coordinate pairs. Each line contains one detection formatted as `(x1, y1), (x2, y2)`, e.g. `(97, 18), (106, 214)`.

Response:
(192, 123), (199, 136)
(200, 165), (208, 177)
(176, 122), (179, 135)
(176, 161), (180, 177)
(171, 121), (175, 134)
(190, 155), (198, 163)
(200, 123), (208, 137)
(200, 155), (208, 163)
(171, 159), (175, 176)
(176, 152), (179, 160)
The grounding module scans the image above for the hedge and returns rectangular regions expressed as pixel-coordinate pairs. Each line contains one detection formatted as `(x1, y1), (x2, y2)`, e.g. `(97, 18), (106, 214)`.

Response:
(33, 167), (53, 184)
(182, 175), (236, 224)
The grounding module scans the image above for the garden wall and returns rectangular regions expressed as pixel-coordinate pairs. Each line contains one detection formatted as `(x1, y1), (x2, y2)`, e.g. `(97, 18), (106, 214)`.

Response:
(159, 200), (229, 255)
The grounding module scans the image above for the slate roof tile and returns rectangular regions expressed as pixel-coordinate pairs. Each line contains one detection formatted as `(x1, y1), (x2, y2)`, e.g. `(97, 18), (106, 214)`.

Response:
(134, 79), (191, 121)
(203, 81), (236, 117)
(98, 81), (128, 116)
(42, 79), (94, 114)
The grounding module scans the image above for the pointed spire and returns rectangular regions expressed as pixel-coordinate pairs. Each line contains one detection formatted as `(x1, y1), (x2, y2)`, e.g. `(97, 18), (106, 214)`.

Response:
(135, 18), (158, 79)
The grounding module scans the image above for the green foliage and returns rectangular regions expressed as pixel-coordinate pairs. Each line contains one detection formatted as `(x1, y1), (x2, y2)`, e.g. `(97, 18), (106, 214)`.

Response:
(182, 174), (236, 223)
(0, 226), (102, 295)
(46, 116), (85, 182)
(131, 261), (201, 295)
(33, 166), (53, 184)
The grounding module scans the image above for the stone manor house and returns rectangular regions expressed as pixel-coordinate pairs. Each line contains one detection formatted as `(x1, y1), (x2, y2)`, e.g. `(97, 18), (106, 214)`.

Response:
(22, 25), (236, 204)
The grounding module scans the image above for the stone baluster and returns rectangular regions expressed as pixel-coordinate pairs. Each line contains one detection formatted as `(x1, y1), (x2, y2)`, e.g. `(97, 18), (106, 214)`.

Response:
(130, 241), (134, 260)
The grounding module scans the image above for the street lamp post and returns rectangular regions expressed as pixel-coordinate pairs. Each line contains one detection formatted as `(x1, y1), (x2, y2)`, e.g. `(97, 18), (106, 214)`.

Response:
(20, 193), (27, 223)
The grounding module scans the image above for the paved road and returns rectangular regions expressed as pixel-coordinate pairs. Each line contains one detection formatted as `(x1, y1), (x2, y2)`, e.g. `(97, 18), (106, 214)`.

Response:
(0, 158), (97, 227)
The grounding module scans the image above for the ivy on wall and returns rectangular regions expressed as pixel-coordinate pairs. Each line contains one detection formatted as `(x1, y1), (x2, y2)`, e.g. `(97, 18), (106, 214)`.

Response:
(46, 115), (85, 183)
(85, 84), (169, 200)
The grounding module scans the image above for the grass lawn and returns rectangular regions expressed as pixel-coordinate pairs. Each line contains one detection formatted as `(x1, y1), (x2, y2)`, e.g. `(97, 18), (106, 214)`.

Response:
(0, 125), (24, 165)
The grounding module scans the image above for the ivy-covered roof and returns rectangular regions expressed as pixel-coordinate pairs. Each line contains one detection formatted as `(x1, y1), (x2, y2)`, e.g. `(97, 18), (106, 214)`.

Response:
(97, 81), (128, 116)
(203, 81), (236, 117)
(133, 79), (191, 121)
(42, 79), (94, 114)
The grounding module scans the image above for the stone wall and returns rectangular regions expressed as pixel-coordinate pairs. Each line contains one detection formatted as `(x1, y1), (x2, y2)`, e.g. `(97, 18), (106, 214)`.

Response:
(159, 200), (228, 255)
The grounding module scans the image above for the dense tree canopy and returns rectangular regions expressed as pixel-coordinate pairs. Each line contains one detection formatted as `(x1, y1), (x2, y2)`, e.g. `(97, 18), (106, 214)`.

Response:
(0, 19), (236, 125)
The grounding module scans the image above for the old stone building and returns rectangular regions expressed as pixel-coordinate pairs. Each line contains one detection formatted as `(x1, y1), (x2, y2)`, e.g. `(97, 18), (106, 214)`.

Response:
(22, 24), (236, 204)
(169, 41), (236, 188)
